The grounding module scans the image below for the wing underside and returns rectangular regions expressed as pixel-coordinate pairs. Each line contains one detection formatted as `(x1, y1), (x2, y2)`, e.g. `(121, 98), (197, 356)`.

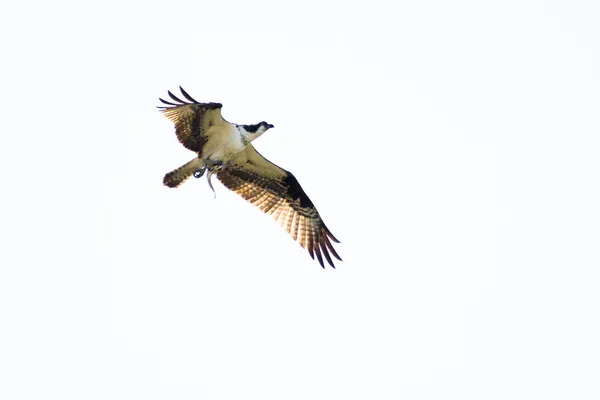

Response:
(158, 87), (225, 153)
(217, 145), (341, 268)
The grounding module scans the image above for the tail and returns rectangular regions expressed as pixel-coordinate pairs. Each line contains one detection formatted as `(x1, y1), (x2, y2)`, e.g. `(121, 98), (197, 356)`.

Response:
(163, 157), (204, 188)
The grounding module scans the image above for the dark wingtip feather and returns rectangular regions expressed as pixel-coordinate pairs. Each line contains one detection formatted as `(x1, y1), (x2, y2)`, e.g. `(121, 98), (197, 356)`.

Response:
(307, 244), (315, 260)
(168, 90), (186, 104)
(327, 230), (340, 243)
(312, 236), (325, 268)
(306, 228), (315, 259)
(323, 235), (342, 261)
(321, 222), (340, 243)
(314, 244), (325, 268)
(320, 239), (335, 268)
(159, 98), (179, 106)
(179, 86), (199, 103)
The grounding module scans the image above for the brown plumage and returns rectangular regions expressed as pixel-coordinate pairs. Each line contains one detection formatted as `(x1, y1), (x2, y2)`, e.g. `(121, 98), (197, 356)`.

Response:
(159, 87), (341, 268)
(162, 157), (203, 188)
(158, 88), (224, 154)
(217, 145), (342, 268)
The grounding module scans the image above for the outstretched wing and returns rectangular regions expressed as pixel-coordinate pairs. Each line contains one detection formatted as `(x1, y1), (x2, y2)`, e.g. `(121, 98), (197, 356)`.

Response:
(158, 87), (225, 153)
(217, 145), (342, 268)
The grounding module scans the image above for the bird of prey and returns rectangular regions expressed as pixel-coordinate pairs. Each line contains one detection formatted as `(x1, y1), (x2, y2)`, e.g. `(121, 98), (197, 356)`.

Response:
(159, 87), (341, 268)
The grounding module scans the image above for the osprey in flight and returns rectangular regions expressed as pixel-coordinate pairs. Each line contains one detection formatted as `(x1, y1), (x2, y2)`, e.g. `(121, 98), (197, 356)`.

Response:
(159, 87), (341, 268)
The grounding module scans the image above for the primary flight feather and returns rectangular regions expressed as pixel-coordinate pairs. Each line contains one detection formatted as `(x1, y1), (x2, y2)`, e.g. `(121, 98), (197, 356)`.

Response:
(159, 87), (341, 268)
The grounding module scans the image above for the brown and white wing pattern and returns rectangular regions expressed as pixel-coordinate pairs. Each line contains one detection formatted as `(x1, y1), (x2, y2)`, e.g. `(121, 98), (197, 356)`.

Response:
(217, 145), (341, 268)
(158, 87), (225, 153)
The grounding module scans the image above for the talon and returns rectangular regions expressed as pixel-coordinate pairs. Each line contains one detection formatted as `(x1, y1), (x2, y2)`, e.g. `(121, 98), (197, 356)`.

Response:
(193, 166), (206, 178)
(205, 159), (223, 169)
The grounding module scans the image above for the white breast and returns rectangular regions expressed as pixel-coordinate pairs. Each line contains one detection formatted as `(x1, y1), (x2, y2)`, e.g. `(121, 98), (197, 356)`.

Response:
(201, 124), (246, 162)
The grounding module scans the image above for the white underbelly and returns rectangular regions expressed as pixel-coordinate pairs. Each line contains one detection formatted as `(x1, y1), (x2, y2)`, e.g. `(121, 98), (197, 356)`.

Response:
(201, 125), (246, 162)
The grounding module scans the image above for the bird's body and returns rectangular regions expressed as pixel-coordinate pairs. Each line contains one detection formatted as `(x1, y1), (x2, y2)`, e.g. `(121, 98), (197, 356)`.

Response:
(159, 87), (341, 268)
(201, 123), (246, 162)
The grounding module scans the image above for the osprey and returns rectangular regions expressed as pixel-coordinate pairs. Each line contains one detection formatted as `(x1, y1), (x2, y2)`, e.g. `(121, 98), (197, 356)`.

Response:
(159, 87), (341, 268)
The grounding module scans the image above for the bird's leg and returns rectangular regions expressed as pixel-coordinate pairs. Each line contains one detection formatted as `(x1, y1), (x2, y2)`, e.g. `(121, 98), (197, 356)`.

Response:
(204, 159), (223, 169)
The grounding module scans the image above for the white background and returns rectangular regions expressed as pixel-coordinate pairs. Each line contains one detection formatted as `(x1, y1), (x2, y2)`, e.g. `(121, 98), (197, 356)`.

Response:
(1, 0), (599, 399)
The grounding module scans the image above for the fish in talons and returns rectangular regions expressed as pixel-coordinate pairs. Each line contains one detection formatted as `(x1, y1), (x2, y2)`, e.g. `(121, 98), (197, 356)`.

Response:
(192, 166), (218, 198)
(206, 168), (217, 198)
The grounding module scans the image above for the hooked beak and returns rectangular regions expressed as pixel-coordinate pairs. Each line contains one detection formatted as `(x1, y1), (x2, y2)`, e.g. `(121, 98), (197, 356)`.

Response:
(267, 124), (274, 129)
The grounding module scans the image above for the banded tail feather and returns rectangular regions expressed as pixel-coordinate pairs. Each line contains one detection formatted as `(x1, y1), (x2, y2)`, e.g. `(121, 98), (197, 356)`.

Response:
(163, 157), (204, 188)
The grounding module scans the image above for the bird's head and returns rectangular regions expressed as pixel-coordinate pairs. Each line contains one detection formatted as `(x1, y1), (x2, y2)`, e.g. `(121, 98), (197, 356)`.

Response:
(240, 121), (274, 142)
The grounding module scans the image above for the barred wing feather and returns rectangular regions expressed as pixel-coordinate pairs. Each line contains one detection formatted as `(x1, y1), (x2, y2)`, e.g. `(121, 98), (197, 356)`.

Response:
(157, 86), (225, 153)
(217, 145), (341, 268)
